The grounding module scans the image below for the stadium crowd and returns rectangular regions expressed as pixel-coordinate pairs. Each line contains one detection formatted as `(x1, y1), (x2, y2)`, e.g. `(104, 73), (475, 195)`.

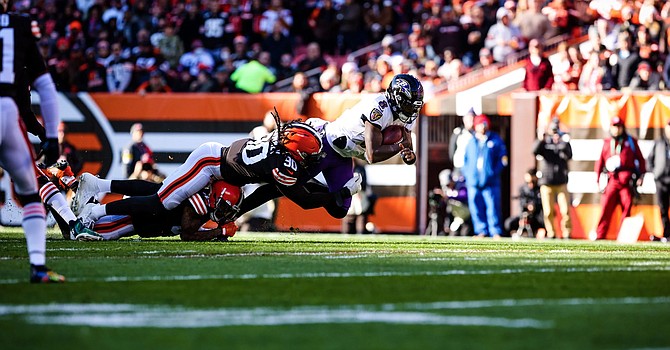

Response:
(26, 0), (669, 97)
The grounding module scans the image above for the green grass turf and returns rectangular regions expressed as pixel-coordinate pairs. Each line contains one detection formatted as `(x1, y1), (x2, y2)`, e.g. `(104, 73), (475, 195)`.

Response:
(0, 227), (669, 350)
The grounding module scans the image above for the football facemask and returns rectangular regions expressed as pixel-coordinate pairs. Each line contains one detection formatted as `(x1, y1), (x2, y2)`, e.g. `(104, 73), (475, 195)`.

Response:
(209, 180), (243, 224)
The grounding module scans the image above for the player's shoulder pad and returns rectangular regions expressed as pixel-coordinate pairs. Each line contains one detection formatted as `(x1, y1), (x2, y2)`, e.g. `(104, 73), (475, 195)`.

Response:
(271, 155), (299, 186)
(187, 193), (208, 216)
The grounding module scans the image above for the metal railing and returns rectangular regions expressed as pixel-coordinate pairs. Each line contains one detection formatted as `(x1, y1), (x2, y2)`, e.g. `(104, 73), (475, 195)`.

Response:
(433, 33), (582, 94)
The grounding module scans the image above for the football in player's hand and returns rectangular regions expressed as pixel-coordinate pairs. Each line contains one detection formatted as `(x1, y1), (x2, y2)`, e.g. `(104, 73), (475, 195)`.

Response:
(382, 125), (404, 145)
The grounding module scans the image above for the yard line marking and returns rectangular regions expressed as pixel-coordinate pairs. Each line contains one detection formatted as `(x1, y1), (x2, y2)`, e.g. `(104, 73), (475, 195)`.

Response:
(0, 303), (551, 329)
(1, 265), (669, 285)
(388, 296), (670, 311)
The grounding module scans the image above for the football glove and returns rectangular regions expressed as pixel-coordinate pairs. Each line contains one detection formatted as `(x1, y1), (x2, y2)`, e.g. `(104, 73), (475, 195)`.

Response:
(343, 173), (362, 196)
(39, 138), (59, 166)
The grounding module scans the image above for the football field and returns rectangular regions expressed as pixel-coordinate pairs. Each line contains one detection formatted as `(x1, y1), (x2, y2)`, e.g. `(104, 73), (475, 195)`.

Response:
(1, 228), (669, 350)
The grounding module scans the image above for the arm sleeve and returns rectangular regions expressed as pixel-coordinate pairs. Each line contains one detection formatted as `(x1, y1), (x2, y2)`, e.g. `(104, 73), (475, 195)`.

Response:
(31, 73), (60, 139)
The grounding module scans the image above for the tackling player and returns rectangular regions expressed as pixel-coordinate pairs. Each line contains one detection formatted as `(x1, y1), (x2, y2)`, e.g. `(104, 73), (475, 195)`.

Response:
(0, 0), (65, 282)
(75, 119), (362, 228)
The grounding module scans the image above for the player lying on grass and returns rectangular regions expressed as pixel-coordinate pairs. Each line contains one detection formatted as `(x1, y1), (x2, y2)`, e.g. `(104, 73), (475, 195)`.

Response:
(55, 171), (240, 241)
(74, 118), (363, 228)
(36, 161), (103, 241)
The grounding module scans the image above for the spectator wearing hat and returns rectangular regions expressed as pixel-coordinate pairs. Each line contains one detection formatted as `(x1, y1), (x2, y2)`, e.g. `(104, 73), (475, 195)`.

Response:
(523, 39), (554, 91)
(136, 70), (172, 94)
(485, 7), (524, 63)
(533, 117), (573, 238)
(629, 61), (661, 91)
(462, 114), (508, 239)
(593, 117), (646, 240)
(646, 120), (670, 242)
(122, 123), (155, 179)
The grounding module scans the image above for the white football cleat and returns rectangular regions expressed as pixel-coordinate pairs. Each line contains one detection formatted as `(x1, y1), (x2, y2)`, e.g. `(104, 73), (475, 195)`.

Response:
(78, 202), (99, 230)
(72, 173), (100, 216)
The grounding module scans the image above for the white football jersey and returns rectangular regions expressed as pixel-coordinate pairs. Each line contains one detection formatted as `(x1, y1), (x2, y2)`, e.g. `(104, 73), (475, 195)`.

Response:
(324, 94), (415, 161)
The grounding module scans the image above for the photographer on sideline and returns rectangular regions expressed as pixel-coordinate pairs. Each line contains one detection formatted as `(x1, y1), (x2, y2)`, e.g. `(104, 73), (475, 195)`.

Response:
(533, 117), (573, 239)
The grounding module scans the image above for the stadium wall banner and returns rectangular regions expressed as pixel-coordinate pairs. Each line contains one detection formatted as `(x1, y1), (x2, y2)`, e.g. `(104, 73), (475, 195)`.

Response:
(0, 93), (415, 233)
(536, 93), (668, 240)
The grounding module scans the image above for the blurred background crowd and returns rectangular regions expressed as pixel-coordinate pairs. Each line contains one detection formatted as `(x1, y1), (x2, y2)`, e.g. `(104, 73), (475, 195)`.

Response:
(19, 0), (670, 96)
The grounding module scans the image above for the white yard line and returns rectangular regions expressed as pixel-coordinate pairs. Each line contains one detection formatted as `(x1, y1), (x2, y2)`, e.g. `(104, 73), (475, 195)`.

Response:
(2, 296), (668, 329)
(0, 265), (669, 285)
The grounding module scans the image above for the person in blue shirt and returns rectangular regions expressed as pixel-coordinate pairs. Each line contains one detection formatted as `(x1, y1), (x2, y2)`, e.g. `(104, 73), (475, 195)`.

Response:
(462, 114), (508, 239)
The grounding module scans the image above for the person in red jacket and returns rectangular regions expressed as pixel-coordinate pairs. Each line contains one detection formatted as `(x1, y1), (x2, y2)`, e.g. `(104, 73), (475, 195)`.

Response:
(593, 116), (646, 240)
(522, 39), (554, 91)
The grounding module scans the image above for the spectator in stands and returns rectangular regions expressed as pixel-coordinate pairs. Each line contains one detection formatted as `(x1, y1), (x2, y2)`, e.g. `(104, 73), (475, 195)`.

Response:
(431, 6), (465, 59)
(230, 35), (252, 69)
(635, 26), (660, 65)
(437, 48), (465, 83)
(364, 0), (394, 43)
(611, 31), (640, 89)
(516, 0), (553, 42)
(132, 40), (164, 89)
(550, 42), (577, 93)
(470, 47), (497, 76)
(179, 39), (215, 77)
(262, 22), (293, 70)
(259, 0), (293, 38)
(275, 53), (297, 82)
(485, 8), (523, 63)
(337, 0), (364, 55)
(319, 66), (342, 93)
(157, 22), (184, 69)
(523, 39), (554, 91)
(230, 52), (276, 93)
(201, 0), (228, 61)
(95, 40), (111, 66)
(189, 71), (216, 92)
(309, 0), (339, 55)
(78, 48), (108, 92)
(177, 2), (203, 52)
(534, 117), (572, 239)
(298, 42), (328, 73)
(344, 71), (365, 93)
(647, 119), (670, 242)
(504, 168), (544, 238)
(137, 70), (172, 94)
(578, 49), (606, 93)
(172, 69), (195, 93)
(122, 123), (154, 179)
(629, 61), (662, 91)
(462, 5), (490, 68)
(212, 66), (234, 93)
(462, 114), (508, 239)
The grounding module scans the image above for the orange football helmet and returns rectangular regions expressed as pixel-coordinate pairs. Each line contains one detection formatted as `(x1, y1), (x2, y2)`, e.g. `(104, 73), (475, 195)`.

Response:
(280, 122), (324, 165)
(208, 180), (243, 224)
